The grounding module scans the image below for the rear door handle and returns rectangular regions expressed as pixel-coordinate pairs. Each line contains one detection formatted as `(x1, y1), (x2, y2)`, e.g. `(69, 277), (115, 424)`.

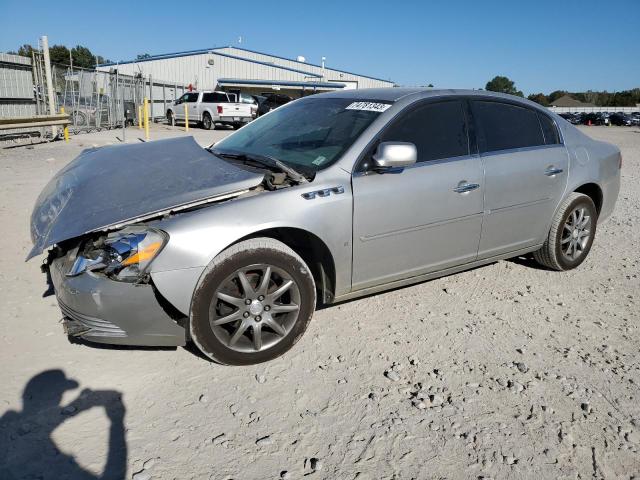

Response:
(545, 167), (564, 176)
(453, 182), (480, 194)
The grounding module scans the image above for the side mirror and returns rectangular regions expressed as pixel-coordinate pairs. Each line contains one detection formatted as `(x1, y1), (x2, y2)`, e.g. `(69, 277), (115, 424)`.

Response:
(372, 142), (417, 170)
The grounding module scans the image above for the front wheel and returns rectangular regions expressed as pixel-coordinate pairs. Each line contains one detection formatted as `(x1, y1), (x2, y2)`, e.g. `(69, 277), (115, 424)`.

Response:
(166, 110), (174, 126)
(190, 238), (316, 365)
(533, 192), (598, 271)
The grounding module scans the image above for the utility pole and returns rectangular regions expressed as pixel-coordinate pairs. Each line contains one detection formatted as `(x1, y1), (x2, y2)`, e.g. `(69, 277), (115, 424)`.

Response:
(41, 35), (58, 137)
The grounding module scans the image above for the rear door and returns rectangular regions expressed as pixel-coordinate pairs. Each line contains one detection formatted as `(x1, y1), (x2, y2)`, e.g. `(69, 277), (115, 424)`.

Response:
(351, 99), (484, 290)
(471, 100), (568, 258)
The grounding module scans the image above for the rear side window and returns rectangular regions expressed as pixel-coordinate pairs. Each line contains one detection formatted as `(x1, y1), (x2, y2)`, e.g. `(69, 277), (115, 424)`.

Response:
(380, 100), (469, 163)
(472, 101), (544, 153)
(538, 113), (561, 145)
(203, 92), (229, 103)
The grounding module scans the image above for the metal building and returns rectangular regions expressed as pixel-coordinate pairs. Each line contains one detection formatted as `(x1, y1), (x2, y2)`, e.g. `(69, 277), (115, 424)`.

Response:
(96, 46), (395, 100)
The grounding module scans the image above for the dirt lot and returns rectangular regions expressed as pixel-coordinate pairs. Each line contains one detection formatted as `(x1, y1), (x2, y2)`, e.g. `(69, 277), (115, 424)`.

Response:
(0, 124), (638, 480)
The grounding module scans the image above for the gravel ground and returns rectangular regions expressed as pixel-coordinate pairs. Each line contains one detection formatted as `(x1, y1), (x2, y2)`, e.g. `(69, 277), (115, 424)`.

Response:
(0, 124), (638, 480)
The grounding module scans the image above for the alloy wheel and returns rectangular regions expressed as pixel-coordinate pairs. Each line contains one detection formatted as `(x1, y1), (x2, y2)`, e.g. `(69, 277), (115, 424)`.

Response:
(561, 206), (592, 260)
(209, 264), (301, 353)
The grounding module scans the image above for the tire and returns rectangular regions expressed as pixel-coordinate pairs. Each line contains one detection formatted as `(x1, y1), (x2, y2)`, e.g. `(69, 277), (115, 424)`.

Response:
(202, 113), (213, 130)
(166, 110), (174, 126)
(72, 111), (87, 127)
(190, 238), (316, 365)
(533, 192), (598, 271)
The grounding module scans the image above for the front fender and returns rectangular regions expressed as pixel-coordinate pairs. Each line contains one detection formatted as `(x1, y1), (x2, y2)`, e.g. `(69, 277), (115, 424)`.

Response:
(148, 172), (353, 315)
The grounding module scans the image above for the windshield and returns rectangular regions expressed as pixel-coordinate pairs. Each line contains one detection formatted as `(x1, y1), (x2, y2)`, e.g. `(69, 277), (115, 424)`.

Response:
(212, 97), (390, 171)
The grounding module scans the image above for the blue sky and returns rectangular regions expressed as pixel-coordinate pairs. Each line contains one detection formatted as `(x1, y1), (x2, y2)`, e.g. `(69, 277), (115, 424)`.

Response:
(1, 0), (638, 95)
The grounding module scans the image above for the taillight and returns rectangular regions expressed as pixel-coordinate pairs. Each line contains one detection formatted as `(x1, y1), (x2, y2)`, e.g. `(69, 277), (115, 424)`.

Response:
(217, 105), (223, 114)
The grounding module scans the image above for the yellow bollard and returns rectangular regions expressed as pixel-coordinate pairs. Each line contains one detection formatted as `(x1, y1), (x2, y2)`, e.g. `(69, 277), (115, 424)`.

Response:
(138, 105), (142, 129)
(60, 107), (69, 142)
(184, 103), (189, 132)
(144, 97), (150, 141)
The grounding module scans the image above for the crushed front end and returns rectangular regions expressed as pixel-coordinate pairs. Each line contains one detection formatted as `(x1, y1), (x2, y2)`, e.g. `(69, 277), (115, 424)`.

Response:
(44, 227), (187, 347)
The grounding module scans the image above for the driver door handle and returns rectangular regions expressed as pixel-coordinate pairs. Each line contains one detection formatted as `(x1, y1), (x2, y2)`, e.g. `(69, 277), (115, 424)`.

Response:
(545, 166), (564, 176)
(453, 182), (480, 194)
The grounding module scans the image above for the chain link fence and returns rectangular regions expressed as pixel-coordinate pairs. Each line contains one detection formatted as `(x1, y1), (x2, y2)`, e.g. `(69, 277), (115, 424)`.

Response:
(1, 51), (187, 143)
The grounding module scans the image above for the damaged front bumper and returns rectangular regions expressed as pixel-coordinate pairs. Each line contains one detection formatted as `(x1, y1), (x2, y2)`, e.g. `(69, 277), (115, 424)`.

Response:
(49, 256), (187, 347)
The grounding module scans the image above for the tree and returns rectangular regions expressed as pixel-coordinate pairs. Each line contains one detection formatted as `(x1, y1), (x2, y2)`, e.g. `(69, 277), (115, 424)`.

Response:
(485, 76), (523, 97)
(527, 93), (549, 106)
(547, 90), (567, 104)
(15, 44), (35, 58)
(136, 53), (152, 60)
(71, 45), (96, 68)
(49, 44), (71, 65)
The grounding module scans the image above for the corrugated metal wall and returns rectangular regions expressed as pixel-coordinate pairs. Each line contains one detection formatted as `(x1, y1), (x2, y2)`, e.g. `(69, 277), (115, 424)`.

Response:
(0, 52), (36, 118)
(97, 48), (394, 92)
(215, 47), (394, 89)
(98, 52), (320, 92)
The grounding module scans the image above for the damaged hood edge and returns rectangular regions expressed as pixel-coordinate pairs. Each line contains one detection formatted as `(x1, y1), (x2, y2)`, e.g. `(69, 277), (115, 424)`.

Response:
(27, 136), (265, 261)
(26, 187), (252, 261)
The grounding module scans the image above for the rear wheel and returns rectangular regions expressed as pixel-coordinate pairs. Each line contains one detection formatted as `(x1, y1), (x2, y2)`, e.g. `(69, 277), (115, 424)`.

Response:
(202, 113), (213, 130)
(533, 192), (597, 271)
(190, 238), (316, 365)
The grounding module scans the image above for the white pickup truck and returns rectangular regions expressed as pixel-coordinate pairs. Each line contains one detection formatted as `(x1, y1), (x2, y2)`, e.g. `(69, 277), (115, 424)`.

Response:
(166, 91), (254, 130)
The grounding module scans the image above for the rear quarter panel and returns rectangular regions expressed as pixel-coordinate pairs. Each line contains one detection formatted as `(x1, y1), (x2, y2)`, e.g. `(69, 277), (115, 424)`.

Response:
(559, 120), (621, 222)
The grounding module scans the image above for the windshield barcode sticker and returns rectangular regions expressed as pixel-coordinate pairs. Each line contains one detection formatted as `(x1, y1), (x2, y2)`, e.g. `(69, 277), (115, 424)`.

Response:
(345, 102), (392, 112)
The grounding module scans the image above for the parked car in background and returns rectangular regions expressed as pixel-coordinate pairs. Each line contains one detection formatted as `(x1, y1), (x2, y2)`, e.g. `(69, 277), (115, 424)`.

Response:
(581, 112), (606, 126)
(31, 89), (621, 365)
(253, 93), (292, 116)
(610, 113), (634, 126)
(559, 112), (581, 125)
(166, 91), (253, 130)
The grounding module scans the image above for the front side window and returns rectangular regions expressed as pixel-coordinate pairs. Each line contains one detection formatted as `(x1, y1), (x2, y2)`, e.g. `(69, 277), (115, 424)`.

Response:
(213, 98), (389, 171)
(184, 92), (199, 103)
(472, 101), (544, 153)
(379, 100), (469, 163)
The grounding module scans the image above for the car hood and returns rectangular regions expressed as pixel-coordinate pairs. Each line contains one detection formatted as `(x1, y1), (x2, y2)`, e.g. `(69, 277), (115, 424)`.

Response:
(28, 136), (264, 260)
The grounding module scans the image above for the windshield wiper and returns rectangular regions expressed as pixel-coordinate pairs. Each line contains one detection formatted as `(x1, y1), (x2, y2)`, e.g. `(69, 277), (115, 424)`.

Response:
(211, 149), (308, 184)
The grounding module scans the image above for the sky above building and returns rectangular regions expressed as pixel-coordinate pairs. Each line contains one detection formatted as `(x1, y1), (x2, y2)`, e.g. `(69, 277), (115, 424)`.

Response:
(1, 0), (638, 95)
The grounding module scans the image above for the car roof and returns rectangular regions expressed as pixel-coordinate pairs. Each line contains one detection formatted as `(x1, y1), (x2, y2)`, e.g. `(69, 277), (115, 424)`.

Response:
(317, 88), (544, 107)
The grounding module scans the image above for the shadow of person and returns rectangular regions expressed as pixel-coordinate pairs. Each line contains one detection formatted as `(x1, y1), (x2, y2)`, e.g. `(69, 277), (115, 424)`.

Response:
(0, 370), (127, 480)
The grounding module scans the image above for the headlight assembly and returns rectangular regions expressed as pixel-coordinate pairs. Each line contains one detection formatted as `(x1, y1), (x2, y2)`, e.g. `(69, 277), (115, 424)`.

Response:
(66, 227), (167, 281)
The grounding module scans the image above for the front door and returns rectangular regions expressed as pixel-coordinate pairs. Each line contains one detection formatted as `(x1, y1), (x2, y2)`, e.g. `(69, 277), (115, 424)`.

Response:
(470, 100), (569, 258)
(351, 99), (484, 290)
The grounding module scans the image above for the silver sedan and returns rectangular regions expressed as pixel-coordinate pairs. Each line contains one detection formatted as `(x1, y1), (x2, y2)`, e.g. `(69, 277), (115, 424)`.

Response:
(30, 88), (621, 364)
